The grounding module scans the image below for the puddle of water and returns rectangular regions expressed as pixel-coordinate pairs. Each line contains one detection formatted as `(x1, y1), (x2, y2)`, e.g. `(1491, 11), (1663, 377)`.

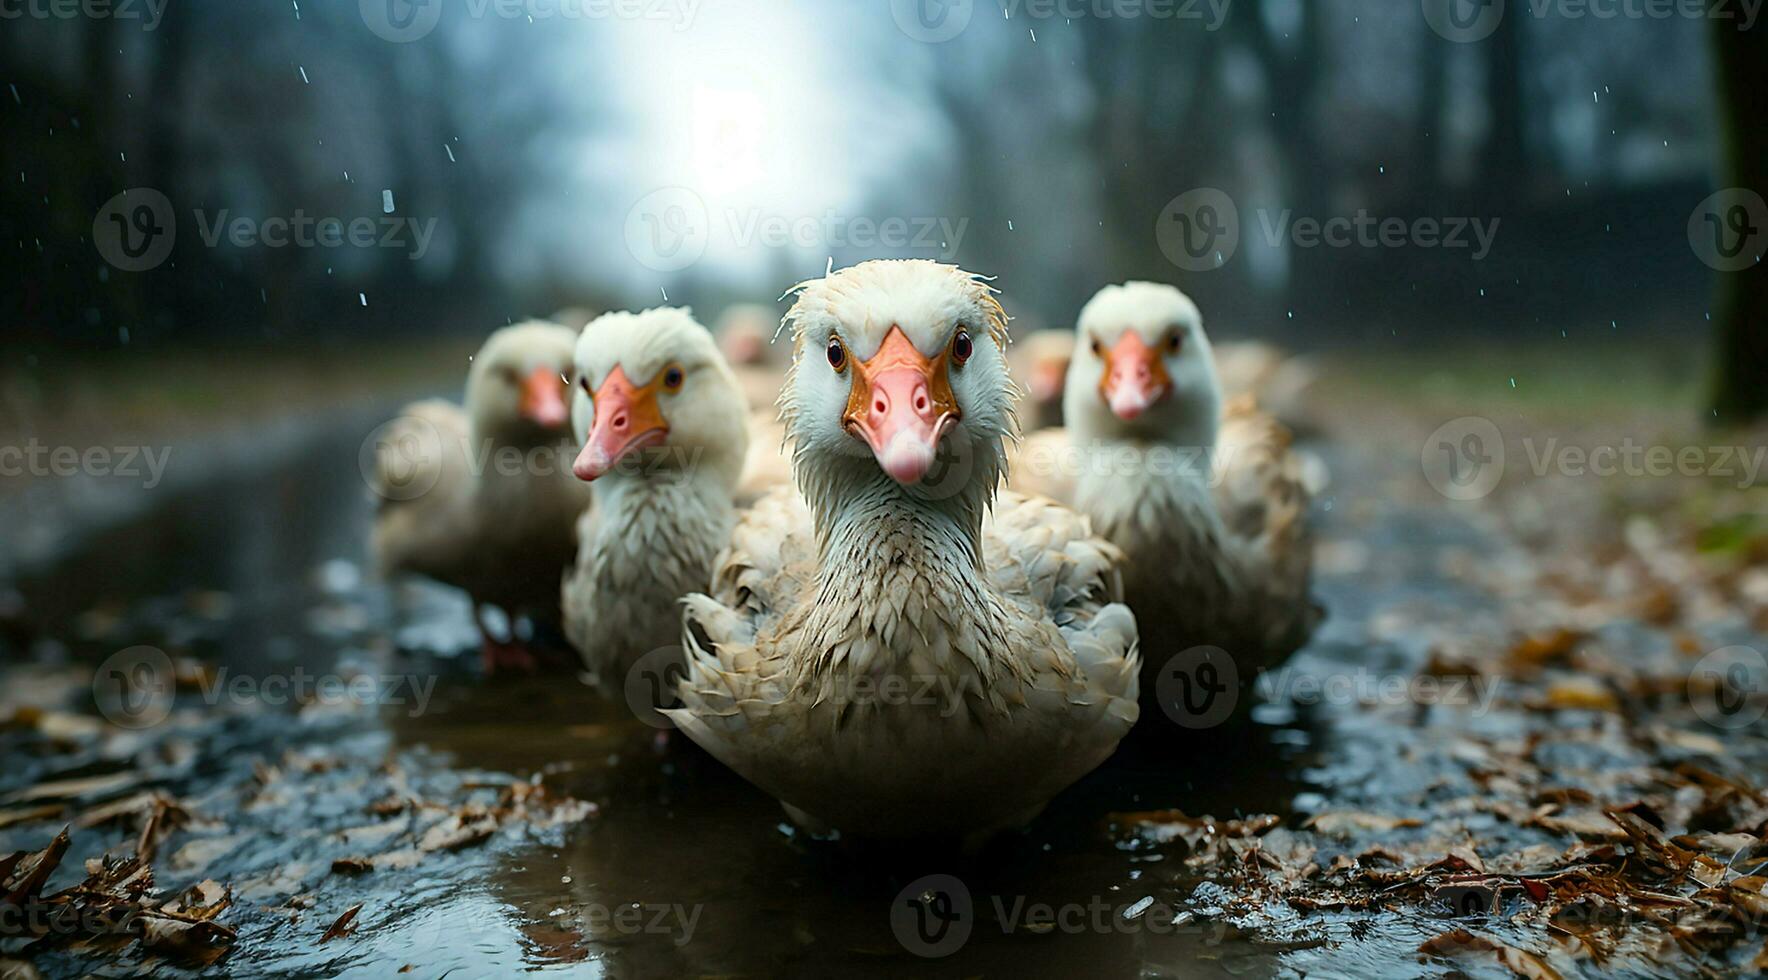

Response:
(2, 417), (1328, 977)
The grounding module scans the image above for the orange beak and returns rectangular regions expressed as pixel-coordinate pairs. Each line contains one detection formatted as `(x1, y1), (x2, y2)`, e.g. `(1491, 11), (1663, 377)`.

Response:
(518, 366), (570, 428)
(1098, 332), (1171, 420)
(843, 326), (960, 485)
(573, 366), (669, 482)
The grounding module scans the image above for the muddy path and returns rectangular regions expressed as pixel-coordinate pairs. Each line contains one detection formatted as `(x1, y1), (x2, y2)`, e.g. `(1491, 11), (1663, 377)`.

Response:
(2, 412), (1764, 978)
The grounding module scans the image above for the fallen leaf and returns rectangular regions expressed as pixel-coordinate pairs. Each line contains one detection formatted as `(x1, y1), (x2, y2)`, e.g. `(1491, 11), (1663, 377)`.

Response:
(321, 903), (362, 942)
(1304, 812), (1423, 836)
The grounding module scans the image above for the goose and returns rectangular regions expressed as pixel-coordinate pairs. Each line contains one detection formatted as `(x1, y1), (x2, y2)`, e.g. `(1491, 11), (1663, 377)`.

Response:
(667, 260), (1140, 842)
(1003, 329), (1318, 436)
(1013, 282), (1320, 712)
(371, 321), (590, 672)
(561, 307), (751, 693)
(1007, 328), (1079, 431)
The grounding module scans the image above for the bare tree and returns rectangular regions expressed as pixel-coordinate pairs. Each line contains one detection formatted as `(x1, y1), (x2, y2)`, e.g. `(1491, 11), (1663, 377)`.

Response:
(1708, 14), (1768, 424)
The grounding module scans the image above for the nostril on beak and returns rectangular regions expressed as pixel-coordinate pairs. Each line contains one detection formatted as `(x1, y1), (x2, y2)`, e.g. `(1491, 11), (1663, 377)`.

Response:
(612, 411), (628, 432)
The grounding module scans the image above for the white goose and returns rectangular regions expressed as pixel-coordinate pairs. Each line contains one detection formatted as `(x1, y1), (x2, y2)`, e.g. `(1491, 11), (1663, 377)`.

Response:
(1014, 282), (1320, 707)
(561, 308), (751, 691)
(667, 260), (1140, 841)
(371, 321), (590, 671)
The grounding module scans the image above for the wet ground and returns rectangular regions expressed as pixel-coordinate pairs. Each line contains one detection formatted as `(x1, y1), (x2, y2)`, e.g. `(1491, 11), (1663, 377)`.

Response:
(2, 399), (1766, 978)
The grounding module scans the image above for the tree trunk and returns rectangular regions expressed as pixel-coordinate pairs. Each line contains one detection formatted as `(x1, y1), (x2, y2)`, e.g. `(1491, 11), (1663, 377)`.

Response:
(1708, 15), (1768, 425)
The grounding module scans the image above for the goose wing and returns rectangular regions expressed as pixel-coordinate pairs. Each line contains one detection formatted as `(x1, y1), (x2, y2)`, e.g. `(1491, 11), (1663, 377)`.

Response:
(369, 399), (474, 580)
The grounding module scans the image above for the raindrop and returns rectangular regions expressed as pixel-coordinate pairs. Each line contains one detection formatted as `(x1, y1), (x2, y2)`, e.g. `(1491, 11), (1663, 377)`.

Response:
(444, 145), (456, 163)
(359, 293), (368, 307)
(382, 189), (395, 214)
(299, 66), (309, 85)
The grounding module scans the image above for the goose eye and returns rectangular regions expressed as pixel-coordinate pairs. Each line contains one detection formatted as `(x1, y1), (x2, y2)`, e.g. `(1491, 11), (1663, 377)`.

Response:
(662, 365), (685, 391)
(1166, 333), (1183, 354)
(826, 337), (847, 372)
(951, 327), (973, 365)
(580, 375), (593, 395)
(1090, 338), (1105, 358)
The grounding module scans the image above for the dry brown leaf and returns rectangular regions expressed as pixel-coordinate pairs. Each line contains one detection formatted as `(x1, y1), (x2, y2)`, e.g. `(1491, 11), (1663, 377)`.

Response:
(1418, 928), (1563, 979)
(321, 903), (362, 942)
(1305, 812), (1423, 836)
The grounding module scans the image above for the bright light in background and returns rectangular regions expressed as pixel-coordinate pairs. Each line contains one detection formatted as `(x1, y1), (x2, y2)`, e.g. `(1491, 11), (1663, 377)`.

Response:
(692, 82), (767, 196)
(496, 0), (951, 293)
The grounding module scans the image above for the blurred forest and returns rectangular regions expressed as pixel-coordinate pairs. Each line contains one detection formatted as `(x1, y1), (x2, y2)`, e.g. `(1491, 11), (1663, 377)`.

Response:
(0, 0), (1759, 406)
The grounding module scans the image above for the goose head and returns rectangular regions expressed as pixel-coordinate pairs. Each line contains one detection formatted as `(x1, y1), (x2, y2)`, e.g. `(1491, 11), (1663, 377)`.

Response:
(570, 307), (750, 491)
(465, 321), (578, 448)
(781, 260), (1015, 536)
(1064, 281), (1221, 450)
